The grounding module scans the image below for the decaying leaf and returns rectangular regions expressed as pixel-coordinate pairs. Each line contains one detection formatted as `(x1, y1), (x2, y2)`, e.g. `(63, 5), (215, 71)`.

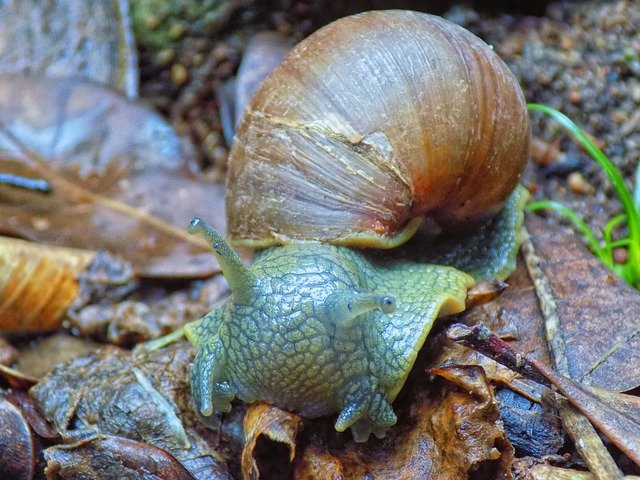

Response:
(0, 236), (95, 331)
(0, 73), (227, 277)
(0, 395), (34, 480)
(30, 340), (241, 480)
(242, 402), (302, 480)
(5, 390), (61, 441)
(526, 464), (640, 479)
(465, 215), (640, 392)
(0, 0), (138, 97)
(44, 435), (195, 480)
(448, 322), (640, 469)
(428, 365), (514, 479)
(495, 388), (564, 458)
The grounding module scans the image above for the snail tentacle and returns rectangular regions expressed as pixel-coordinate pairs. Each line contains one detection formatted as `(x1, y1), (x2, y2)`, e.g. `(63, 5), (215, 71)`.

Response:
(323, 292), (396, 328)
(188, 218), (257, 302)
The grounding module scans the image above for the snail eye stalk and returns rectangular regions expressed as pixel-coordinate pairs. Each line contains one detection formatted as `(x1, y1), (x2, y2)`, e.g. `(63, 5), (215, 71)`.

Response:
(188, 218), (256, 302)
(323, 292), (396, 329)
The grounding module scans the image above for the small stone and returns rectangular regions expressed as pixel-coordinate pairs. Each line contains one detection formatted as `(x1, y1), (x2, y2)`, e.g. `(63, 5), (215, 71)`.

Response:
(613, 247), (629, 265)
(170, 63), (188, 86)
(168, 23), (186, 41)
(155, 49), (175, 66)
(531, 137), (561, 166)
(568, 90), (582, 104)
(567, 172), (594, 195)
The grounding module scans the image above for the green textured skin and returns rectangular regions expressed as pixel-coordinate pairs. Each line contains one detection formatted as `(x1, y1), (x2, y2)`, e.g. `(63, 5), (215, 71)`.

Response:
(185, 243), (472, 441)
(184, 185), (526, 441)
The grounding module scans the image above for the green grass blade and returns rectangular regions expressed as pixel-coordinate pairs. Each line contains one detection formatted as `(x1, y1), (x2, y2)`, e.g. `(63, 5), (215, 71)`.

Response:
(528, 103), (640, 286)
(527, 199), (607, 263)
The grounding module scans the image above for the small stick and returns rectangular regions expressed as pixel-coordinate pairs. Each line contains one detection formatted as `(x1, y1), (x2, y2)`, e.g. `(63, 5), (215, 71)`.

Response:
(521, 226), (624, 479)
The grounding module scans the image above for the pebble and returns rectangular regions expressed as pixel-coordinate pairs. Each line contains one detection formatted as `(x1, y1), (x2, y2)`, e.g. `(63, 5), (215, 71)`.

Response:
(567, 171), (595, 195)
(170, 63), (188, 86)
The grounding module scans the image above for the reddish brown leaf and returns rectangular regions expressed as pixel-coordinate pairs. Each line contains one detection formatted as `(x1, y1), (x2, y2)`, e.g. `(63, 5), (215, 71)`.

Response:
(0, 73), (227, 277)
(465, 214), (640, 392)
(242, 402), (302, 480)
(5, 390), (61, 440)
(44, 435), (195, 480)
(0, 396), (34, 480)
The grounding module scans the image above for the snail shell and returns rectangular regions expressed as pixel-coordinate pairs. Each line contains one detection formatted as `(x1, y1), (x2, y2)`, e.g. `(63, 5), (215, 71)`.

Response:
(226, 10), (530, 248)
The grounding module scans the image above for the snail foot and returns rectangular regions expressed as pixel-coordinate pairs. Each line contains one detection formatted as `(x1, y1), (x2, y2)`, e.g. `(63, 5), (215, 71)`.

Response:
(190, 341), (234, 415)
(335, 386), (397, 442)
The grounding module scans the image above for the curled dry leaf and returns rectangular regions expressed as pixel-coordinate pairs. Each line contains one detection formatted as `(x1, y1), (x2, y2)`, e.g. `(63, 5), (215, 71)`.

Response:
(0, 363), (38, 390)
(30, 341), (240, 480)
(0, 236), (95, 331)
(0, 395), (34, 480)
(449, 322), (640, 469)
(242, 402), (302, 480)
(45, 435), (195, 480)
(0, 0), (138, 97)
(0, 73), (227, 277)
(428, 365), (514, 479)
(465, 214), (640, 392)
(434, 328), (563, 458)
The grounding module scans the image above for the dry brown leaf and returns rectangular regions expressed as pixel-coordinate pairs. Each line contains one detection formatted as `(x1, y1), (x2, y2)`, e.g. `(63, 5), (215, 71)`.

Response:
(0, 73), (227, 277)
(30, 341), (240, 480)
(448, 323), (640, 469)
(44, 435), (195, 480)
(543, 375), (640, 467)
(242, 402), (302, 480)
(465, 214), (640, 392)
(428, 365), (514, 480)
(527, 464), (640, 479)
(0, 364), (37, 390)
(0, 236), (95, 331)
(14, 334), (100, 379)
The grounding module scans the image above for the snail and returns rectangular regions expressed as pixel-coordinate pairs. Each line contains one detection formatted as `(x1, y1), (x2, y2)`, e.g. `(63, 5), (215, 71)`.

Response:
(183, 10), (531, 442)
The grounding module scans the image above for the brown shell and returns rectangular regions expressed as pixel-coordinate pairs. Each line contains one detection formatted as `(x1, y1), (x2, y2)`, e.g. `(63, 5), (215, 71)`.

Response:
(226, 10), (531, 248)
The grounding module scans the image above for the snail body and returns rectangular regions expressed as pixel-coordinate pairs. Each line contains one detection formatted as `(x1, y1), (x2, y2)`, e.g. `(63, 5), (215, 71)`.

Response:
(184, 10), (530, 441)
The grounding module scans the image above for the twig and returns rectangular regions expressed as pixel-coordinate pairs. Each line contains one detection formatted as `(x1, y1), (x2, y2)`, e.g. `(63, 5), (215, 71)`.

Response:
(484, 225), (624, 479)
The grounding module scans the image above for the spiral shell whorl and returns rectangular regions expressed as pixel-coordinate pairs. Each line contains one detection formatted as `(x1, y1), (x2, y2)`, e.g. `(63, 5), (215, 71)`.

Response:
(227, 10), (530, 248)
